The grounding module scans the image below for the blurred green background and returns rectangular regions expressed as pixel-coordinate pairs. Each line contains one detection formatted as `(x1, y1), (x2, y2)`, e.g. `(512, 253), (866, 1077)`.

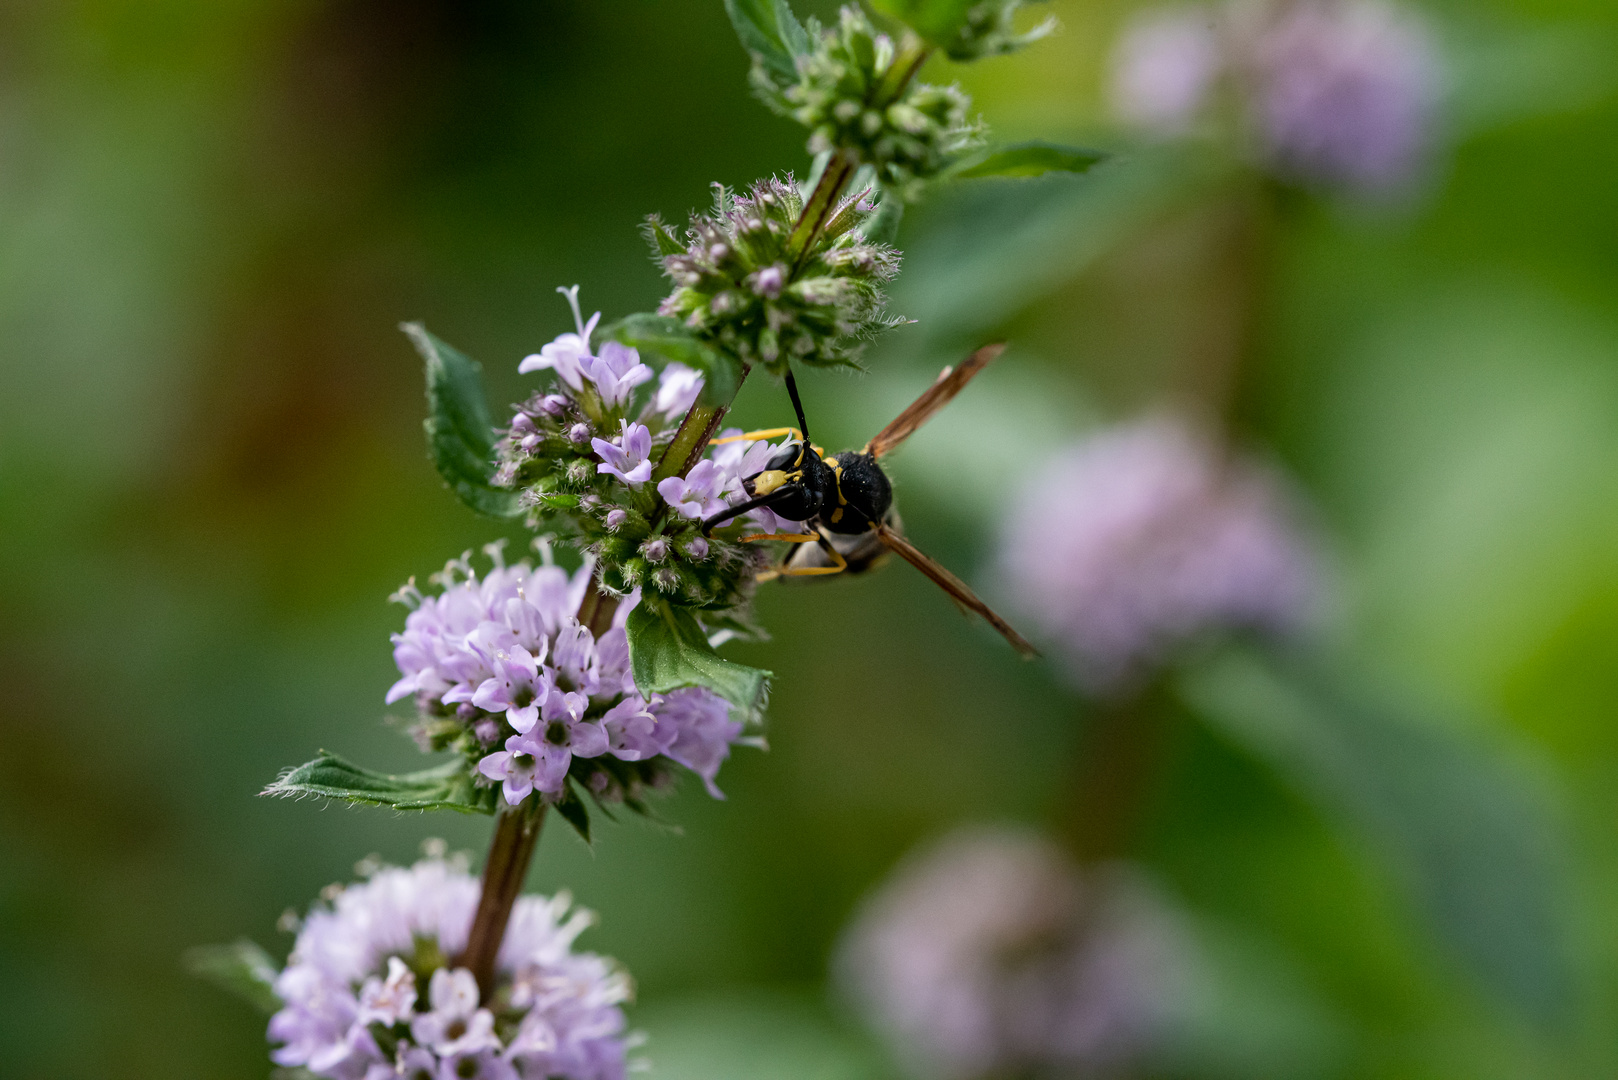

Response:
(3, 1), (1617, 1077)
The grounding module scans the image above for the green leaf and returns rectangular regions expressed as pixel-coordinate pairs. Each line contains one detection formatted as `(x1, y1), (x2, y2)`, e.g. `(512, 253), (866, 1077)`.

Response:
(724, 0), (811, 85)
(184, 939), (282, 1015)
(868, 0), (976, 43)
(262, 751), (495, 814)
(626, 597), (771, 712)
(598, 313), (743, 407)
(1179, 646), (1572, 1028)
(554, 781), (592, 844)
(951, 142), (1107, 180)
(402, 322), (523, 519)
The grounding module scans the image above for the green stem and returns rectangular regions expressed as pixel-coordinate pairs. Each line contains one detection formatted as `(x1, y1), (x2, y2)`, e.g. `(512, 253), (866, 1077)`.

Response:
(874, 32), (930, 108)
(786, 151), (858, 272)
(457, 797), (546, 1000)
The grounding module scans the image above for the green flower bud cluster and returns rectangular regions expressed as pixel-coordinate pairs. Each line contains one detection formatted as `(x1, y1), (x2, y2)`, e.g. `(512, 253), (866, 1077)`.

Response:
(780, 6), (981, 197)
(647, 176), (901, 375)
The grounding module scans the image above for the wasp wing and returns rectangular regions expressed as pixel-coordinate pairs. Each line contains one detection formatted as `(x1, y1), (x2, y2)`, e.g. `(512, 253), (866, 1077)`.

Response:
(864, 343), (1006, 460)
(875, 522), (1039, 658)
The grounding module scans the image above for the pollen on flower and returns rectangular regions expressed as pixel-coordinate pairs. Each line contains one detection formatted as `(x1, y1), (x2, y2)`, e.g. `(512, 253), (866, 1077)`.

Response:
(268, 855), (632, 1080)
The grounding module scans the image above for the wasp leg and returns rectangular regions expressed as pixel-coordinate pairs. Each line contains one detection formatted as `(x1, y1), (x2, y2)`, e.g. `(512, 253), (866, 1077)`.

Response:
(741, 531), (848, 579)
(709, 427), (802, 446)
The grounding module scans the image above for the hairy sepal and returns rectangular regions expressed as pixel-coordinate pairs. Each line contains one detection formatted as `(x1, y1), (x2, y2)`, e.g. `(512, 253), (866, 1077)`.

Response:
(263, 751), (496, 814)
(597, 313), (743, 408)
(403, 323), (523, 519)
(626, 596), (771, 713)
(184, 939), (282, 1015)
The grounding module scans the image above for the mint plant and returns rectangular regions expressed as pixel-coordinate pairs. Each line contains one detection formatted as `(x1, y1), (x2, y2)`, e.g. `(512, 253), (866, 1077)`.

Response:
(189, 3), (1103, 1076)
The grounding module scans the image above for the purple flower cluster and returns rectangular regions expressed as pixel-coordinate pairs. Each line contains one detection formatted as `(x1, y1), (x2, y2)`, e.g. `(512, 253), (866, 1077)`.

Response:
(837, 828), (1192, 1080)
(389, 547), (751, 802)
(270, 855), (631, 1080)
(495, 286), (801, 608)
(996, 417), (1322, 696)
(1109, 0), (1440, 193)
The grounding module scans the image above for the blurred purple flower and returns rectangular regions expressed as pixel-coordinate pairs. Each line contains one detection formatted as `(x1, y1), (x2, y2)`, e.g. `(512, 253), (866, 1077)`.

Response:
(996, 416), (1322, 696)
(837, 827), (1194, 1080)
(1109, 0), (1440, 193)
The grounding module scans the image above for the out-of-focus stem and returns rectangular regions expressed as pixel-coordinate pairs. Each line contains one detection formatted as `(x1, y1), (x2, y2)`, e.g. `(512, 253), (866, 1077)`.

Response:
(457, 797), (546, 1000)
(1060, 679), (1174, 861)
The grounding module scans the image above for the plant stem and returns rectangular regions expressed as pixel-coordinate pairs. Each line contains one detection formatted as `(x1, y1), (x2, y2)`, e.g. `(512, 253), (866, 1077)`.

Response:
(457, 56), (942, 988)
(457, 796), (546, 999)
(786, 151), (858, 273)
(1059, 678), (1174, 861)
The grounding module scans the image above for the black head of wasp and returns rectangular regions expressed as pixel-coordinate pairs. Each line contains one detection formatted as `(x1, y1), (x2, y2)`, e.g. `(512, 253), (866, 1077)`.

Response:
(700, 344), (1038, 658)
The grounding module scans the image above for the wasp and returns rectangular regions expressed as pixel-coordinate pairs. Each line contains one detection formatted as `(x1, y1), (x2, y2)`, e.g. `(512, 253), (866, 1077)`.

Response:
(701, 344), (1037, 657)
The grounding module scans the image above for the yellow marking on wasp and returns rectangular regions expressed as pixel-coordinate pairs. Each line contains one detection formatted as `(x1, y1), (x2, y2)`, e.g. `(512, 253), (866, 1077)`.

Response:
(750, 470), (788, 496)
(740, 532), (821, 543)
(831, 507), (844, 524)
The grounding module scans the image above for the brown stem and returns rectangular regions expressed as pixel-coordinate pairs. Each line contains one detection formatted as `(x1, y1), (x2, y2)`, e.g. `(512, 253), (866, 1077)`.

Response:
(457, 797), (546, 999)
(1058, 678), (1174, 861)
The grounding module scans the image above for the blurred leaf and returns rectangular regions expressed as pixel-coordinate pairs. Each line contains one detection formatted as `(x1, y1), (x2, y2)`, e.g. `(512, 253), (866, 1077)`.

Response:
(868, 0), (975, 45)
(950, 142), (1107, 180)
(1179, 646), (1572, 1027)
(183, 939), (281, 1015)
(262, 752), (495, 814)
(627, 597), (771, 711)
(555, 781), (592, 844)
(402, 322), (524, 519)
(724, 0), (811, 85)
(598, 313), (743, 407)
(895, 147), (1220, 347)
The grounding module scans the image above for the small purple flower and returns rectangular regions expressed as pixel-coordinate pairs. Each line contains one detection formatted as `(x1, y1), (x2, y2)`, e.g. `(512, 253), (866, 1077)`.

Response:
(568, 422), (593, 446)
(604, 508), (627, 530)
(538, 393), (571, 418)
(600, 697), (671, 761)
(478, 733), (553, 805)
(580, 341), (654, 408)
(469, 644), (551, 733)
(656, 689), (744, 798)
(684, 537), (710, 560)
(518, 285), (600, 391)
(410, 969), (501, 1057)
(510, 412), (544, 453)
(656, 459), (725, 520)
(357, 958), (417, 1027)
(641, 539), (669, 564)
(654, 362), (705, 415)
(524, 690), (610, 794)
(592, 421), (653, 487)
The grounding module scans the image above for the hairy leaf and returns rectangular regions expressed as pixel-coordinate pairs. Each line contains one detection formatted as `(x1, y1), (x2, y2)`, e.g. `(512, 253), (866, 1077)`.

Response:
(598, 313), (743, 407)
(402, 322), (523, 519)
(952, 142), (1107, 180)
(1180, 646), (1572, 1027)
(263, 751), (495, 814)
(626, 597), (771, 711)
(724, 0), (811, 85)
(184, 939), (282, 1015)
